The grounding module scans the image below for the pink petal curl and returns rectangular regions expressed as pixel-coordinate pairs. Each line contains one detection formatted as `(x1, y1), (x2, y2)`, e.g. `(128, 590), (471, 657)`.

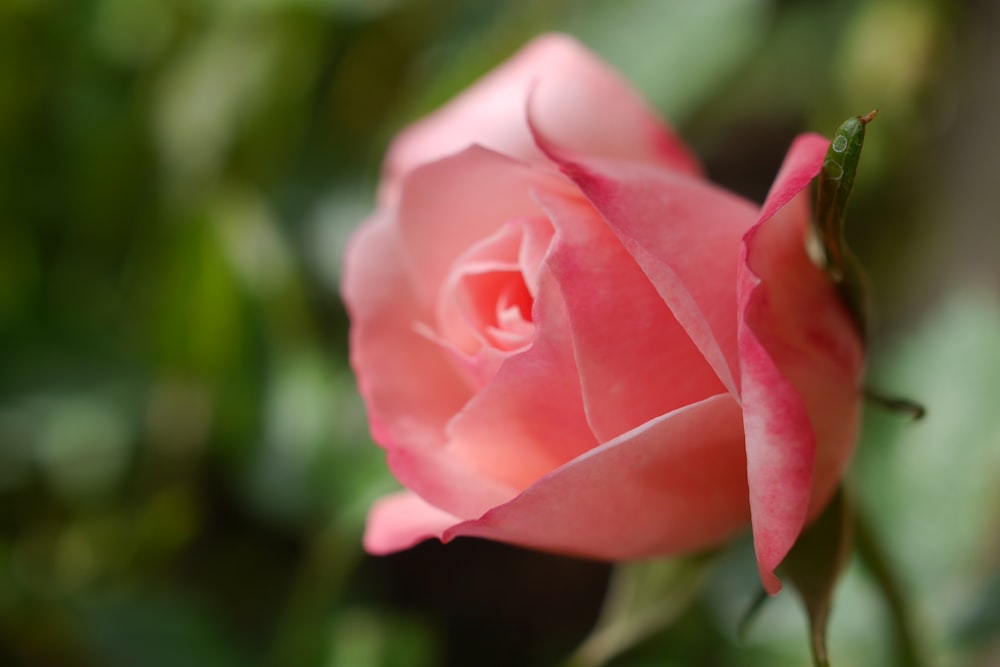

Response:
(738, 134), (865, 593)
(393, 145), (570, 308)
(381, 33), (700, 202)
(531, 127), (759, 398)
(533, 188), (726, 442)
(366, 394), (749, 558)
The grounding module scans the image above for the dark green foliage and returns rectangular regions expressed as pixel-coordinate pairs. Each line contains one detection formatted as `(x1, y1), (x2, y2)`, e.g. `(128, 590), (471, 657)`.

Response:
(0, 1), (993, 665)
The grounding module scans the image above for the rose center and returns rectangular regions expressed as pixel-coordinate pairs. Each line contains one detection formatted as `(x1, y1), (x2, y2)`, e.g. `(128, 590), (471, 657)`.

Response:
(453, 268), (534, 352)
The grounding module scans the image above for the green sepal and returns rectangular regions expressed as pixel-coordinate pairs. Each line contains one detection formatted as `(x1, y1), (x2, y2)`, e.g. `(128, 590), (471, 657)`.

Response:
(736, 586), (769, 641)
(566, 556), (716, 667)
(779, 487), (854, 667)
(813, 110), (877, 340)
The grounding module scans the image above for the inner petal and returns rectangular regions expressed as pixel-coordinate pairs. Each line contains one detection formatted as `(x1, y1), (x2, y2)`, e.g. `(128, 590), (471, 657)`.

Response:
(456, 269), (535, 352)
(427, 216), (553, 389)
(493, 281), (535, 341)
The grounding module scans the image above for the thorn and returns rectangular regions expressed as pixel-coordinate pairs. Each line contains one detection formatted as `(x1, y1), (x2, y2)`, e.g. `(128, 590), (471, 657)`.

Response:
(863, 388), (926, 421)
(859, 108), (879, 125)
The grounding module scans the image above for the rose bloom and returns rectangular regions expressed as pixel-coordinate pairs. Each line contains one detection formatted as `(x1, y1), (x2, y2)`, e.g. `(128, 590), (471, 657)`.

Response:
(341, 34), (863, 592)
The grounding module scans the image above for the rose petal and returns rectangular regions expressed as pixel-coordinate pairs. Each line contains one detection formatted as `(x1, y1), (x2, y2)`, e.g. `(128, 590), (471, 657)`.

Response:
(534, 141), (759, 397)
(364, 490), (463, 555)
(738, 133), (865, 593)
(395, 145), (569, 307)
(443, 393), (749, 558)
(517, 215), (554, 299)
(445, 254), (598, 491)
(382, 33), (700, 201)
(383, 444), (517, 521)
(535, 188), (726, 441)
(342, 206), (516, 520)
(341, 211), (471, 451)
(434, 216), (551, 360)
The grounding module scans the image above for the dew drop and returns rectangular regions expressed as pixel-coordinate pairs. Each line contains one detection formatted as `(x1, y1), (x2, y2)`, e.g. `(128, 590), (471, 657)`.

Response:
(832, 135), (848, 153)
(824, 159), (844, 180)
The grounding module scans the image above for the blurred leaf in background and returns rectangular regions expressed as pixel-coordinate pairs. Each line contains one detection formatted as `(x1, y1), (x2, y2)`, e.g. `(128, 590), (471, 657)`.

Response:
(0, 0), (997, 665)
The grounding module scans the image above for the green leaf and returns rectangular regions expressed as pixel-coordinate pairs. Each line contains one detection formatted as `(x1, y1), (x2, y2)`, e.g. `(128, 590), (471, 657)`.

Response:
(779, 488), (853, 667)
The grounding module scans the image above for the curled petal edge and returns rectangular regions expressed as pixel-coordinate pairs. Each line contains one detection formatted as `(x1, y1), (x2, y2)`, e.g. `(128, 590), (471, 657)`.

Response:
(738, 133), (858, 594)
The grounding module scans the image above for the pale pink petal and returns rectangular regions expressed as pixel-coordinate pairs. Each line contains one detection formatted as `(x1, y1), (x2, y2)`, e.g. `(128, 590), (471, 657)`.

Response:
(417, 325), (519, 393)
(738, 133), (865, 593)
(416, 217), (545, 391)
(535, 188), (726, 441)
(341, 211), (471, 452)
(445, 255), (597, 491)
(534, 141), (759, 397)
(394, 145), (570, 307)
(382, 33), (700, 201)
(383, 444), (517, 521)
(341, 207), (515, 520)
(517, 215), (555, 298)
(442, 394), (749, 558)
(364, 490), (462, 555)
(435, 218), (544, 357)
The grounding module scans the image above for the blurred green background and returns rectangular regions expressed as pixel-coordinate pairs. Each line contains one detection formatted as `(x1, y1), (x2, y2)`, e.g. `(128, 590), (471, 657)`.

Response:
(2, 0), (998, 665)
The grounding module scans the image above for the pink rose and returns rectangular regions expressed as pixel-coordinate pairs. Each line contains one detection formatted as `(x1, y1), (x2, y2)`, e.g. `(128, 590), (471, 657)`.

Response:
(342, 34), (863, 592)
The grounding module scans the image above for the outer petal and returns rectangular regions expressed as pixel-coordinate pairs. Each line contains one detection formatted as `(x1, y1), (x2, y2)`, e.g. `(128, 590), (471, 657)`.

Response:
(394, 145), (570, 307)
(536, 140), (759, 397)
(364, 491), (463, 555)
(738, 134), (865, 593)
(444, 394), (749, 558)
(382, 33), (700, 201)
(341, 211), (471, 453)
(342, 155), (532, 520)
(535, 188), (726, 442)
